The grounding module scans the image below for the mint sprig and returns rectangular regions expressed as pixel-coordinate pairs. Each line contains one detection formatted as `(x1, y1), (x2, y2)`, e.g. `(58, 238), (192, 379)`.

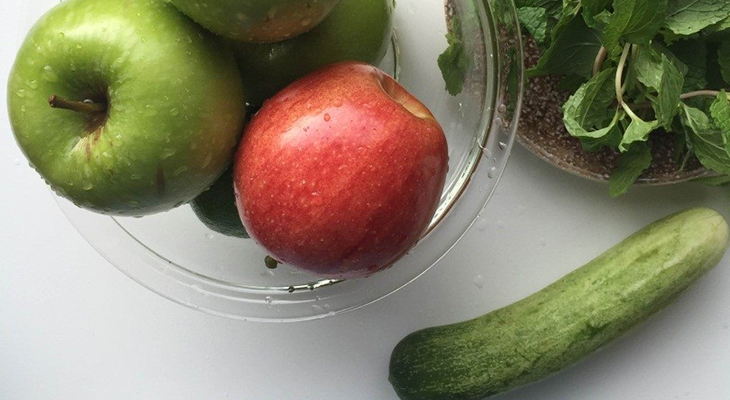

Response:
(517, 0), (730, 195)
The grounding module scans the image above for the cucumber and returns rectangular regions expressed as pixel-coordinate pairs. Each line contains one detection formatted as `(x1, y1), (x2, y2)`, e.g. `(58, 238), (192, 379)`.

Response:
(389, 207), (729, 400)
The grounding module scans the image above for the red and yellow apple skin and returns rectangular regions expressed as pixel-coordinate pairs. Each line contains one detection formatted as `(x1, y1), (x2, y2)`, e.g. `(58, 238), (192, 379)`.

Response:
(233, 62), (448, 279)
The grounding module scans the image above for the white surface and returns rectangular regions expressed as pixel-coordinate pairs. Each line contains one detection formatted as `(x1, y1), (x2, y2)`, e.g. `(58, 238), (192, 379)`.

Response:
(2, 4), (730, 400)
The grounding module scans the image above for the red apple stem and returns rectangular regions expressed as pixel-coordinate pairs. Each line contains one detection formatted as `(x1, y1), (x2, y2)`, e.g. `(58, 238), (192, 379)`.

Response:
(49, 95), (106, 113)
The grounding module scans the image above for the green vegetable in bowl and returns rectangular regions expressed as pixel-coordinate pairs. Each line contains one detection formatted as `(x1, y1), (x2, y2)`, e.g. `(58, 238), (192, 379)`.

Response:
(389, 207), (729, 400)
(515, 0), (730, 196)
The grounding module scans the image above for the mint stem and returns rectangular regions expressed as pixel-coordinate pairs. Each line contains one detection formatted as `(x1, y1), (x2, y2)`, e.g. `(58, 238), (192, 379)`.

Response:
(592, 46), (608, 77)
(680, 90), (724, 100)
(630, 90), (730, 110)
(615, 43), (632, 107)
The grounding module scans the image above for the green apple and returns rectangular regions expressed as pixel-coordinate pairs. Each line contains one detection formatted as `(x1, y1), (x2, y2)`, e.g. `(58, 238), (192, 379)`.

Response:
(190, 165), (249, 239)
(7, 0), (246, 216)
(231, 0), (394, 106)
(168, 0), (341, 43)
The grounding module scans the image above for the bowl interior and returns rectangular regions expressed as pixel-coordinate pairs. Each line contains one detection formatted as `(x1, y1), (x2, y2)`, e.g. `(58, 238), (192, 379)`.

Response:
(25, 0), (523, 321)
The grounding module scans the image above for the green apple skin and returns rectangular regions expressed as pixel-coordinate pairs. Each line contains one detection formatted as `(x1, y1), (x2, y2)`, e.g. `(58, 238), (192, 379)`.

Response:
(190, 165), (249, 239)
(231, 0), (394, 106)
(168, 0), (341, 43)
(7, 0), (246, 216)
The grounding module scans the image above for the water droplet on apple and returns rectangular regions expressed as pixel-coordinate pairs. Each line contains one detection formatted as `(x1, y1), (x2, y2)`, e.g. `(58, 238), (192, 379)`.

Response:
(41, 66), (59, 82)
(57, 32), (65, 38)
(82, 181), (94, 191)
(202, 153), (213, 168)
(473, 275), (485, 288)
(324, 113), (331, 122)
(143, 105), (158, 116)
(16, 89), (26, 98)
(140, 37), (147, 43)
(174, 166), (189, 176)
(75, 43), (82, 49)
(25, 80), (38, 90)
(300, 18), (312, 26)
(160, 148), (176, 159)
(124, 199), (140, 207)
(169, 108), (179, 116)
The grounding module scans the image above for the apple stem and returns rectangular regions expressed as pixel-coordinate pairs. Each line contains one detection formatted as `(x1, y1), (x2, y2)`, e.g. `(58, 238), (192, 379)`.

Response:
(48, 95), (106, 114)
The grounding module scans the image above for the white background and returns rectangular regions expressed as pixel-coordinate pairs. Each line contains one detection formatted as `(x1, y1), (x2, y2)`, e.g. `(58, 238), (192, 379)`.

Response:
(2, 3), (730, 400)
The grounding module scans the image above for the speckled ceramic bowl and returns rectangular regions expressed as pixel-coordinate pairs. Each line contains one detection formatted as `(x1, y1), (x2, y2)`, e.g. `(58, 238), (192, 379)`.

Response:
(517, 38), (711, 185)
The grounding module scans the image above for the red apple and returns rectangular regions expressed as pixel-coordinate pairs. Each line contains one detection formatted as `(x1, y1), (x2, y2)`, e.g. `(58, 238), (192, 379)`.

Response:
(233, 62), (448, 279)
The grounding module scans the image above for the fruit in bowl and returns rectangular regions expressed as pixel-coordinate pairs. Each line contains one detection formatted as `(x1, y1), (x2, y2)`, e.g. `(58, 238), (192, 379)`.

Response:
(230, 0), (394, 106)
(8, 0), (523, 320)
(7, 0), (246, 216)
(190, 166), (249, 239)
(234, 62), (449, 279)
(168, 0), (341, 43)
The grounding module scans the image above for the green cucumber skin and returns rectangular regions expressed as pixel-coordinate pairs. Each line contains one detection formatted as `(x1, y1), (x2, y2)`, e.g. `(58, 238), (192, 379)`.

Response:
(389, 208), (729, 400)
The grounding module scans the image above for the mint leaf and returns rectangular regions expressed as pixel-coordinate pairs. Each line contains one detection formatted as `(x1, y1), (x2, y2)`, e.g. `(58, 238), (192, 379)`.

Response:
(682, 103), (730, 175)
(654, 54), (685, 127)
(582, 0), (612, 29)
(704, 16), (730, 36)
(528, 16), (603, 79)
(518, 7), (549, 44)
(609, 141), (652, 196)
(618, 111), (660, 151)
(718, 41), (730, 85)
(515, 0), (563, 19)
(437, 17), (467, 96)
(569, 110), (624, 151)
(664, 0), (730, 36)
(562, 69), (623, 150)
(668, 38), (708, 91)
(634, 44), (667, 90)
(563, 68), (617, 129)
(630, 44), (684, 127)
(602, 0), (668, 55)
(709, 91), (730, 144)
(549, 0), (581, 40)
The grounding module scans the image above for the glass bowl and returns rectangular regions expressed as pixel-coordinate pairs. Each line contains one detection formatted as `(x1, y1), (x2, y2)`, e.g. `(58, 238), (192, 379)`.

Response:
(18, 0), (524, 322)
